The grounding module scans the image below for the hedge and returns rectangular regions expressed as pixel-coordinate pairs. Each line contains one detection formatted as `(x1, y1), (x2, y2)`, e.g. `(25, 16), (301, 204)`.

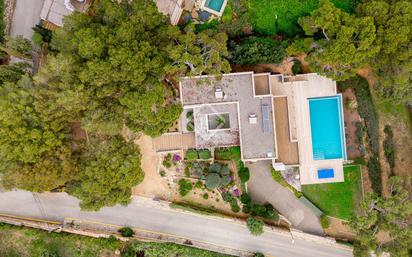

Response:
(339, 76), (382, 195)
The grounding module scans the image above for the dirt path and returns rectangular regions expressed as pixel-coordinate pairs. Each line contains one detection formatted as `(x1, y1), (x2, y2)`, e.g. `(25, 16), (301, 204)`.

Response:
(132, 135), (172, 200)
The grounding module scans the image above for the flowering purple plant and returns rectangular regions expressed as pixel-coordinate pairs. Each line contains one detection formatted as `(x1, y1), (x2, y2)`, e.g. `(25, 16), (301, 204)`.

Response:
(173, 154), (182, 162)
(233, 189), (240, 196)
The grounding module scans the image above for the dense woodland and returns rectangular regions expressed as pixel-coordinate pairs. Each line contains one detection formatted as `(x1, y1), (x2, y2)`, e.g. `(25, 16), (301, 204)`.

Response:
(0, 0), (410, 256)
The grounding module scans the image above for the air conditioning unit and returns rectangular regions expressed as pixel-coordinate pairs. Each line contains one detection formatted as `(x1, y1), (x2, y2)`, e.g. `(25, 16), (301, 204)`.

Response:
(215, 88), (223, 99)
(249, 114), (257, 124)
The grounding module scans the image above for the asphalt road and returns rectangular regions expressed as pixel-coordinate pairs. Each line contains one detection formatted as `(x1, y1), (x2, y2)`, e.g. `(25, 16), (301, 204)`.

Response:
(0, 190), (352, 257)
(11, 0), (45, 39)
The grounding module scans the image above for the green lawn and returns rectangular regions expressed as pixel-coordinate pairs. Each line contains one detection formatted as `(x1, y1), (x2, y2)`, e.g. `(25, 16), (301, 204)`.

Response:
(302, 165), (362, 220)
(245, 0), (360, 36)
(0, 223), (232, 257)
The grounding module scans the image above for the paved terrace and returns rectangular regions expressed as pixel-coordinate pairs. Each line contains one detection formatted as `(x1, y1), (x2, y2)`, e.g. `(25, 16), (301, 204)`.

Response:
(180, 73), (276, 160)
(270, 74), (344, 184)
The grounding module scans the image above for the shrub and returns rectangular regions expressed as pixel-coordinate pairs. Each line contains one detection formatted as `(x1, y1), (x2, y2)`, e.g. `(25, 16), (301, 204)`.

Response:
(320, 214), (330, 229)
(184, 166), (191, 177)
(178, 179), (193, 197)
(246, 218), (264, 236)
(251, 204), (267, 217)
(186, 149), (198, 160)
(240, 193), (251, 205)
(208, 163), (222, 173)
(222, 191), (235, 203)
(355, 122), (364, 144)
(202, 193), (209, 200)
(230, 202), (240, 213)
(220, 165), (230, 176)
(198, 149), (212, 160)
(242, 204), (251, 214)
(367, 155), (382, 195)
(383, 125), (395, 173)
(159, 170), (166, 177)
(205, 173), (221, 189)
(220, 175), (231, 187)
(228, 37), (287, 65)
(238, 167), (250, 183)
(186, 111), (193, 119)
(214, 148), (232, 160)
(292, 59), (302, 75)
(263, 203), (279, 221)
(118, 227), (135, 237)
(195, 181), (203, 189)
(32, 32), (43, 46)
(186, 123), (194, 132)
(253, 253), (265, 257)
(162, 160), (172, 168)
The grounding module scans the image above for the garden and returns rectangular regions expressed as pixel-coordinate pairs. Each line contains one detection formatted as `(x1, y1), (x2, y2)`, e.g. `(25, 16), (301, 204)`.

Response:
(301, 165), (363, 220)
(158, 147), (281, 227)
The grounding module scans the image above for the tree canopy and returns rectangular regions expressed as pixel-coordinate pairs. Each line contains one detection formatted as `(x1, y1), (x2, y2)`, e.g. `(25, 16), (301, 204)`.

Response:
(0, 0), (231, 210)
(358, 0), (412, 99)
(349, 176), (412, 256)
(69, 136), (144, 211)
(294, 0), (379, 81)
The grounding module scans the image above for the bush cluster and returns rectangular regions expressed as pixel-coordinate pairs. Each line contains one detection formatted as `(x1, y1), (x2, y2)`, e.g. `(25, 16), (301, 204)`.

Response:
(246, 217), (264, 236)
(221, 191), (240, 213)
(178, 179), (193, 197)
(320, 215), (330, 229)
(238, 167), (250, 183)
(228, 37), (287, 65)
(205, 163), (232, 189)
(185, 149), (211, 160)
(339, 76), (382, 195)
(383, 125), (395, 174)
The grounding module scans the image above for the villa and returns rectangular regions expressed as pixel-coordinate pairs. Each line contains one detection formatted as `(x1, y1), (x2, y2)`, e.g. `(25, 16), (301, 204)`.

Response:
(175, 72), (347, 185)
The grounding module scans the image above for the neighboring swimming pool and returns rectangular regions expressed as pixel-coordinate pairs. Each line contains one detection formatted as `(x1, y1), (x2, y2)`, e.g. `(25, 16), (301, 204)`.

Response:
(204, 0), (225, 12)
(309, 95), (347, 160)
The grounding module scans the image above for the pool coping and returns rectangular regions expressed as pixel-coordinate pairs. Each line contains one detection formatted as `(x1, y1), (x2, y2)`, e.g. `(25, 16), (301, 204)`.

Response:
(200, 0), (228, 16)
(308, 94), (347, 161)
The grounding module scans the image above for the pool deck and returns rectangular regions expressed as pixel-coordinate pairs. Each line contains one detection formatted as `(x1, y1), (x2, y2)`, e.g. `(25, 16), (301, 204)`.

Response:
(270, 74), (344, 184)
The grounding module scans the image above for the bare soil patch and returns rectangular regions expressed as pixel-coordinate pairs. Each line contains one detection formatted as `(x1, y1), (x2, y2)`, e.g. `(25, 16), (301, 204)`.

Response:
(325, 216), (356, 241)
(231, 58), (294, 75)
(341, 88), (363, 160)
(132, 135), (172, 199)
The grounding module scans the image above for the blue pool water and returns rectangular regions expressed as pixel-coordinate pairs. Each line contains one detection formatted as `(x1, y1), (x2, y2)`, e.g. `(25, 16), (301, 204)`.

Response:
(309, 95), (346, 160)
(318, 169), (335, 179)
(205, 0), (225, 12)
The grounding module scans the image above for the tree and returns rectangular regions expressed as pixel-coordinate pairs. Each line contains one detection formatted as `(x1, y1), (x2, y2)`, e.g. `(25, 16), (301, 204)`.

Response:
(33, 54), (89, 131)
(165, 24), (231, 77)
(1, 145), (76, 192)
(0, 62), (30, 85)
(68, 136), (144, 211)
(48, 0), (229, 137)
(296, 0), (379, 81)
(228, 37), (287, 65)
(0, 75), (64, 164)
(246, 217), (264, 236)
(358, 0), (412, 99)
(349, 176), (412, 256)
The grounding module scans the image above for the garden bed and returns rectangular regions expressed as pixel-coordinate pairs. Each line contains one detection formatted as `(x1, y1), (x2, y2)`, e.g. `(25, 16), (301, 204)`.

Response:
(302, 165), (363, 220)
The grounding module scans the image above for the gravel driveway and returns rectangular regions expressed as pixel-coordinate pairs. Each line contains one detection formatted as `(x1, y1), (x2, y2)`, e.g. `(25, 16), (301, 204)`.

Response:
(247, 160), (324, 235)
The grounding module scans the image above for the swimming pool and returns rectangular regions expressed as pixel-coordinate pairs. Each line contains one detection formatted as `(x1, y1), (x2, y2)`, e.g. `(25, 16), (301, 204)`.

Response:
(204, 0), (225, 12)
(309, 95), (346, 160)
